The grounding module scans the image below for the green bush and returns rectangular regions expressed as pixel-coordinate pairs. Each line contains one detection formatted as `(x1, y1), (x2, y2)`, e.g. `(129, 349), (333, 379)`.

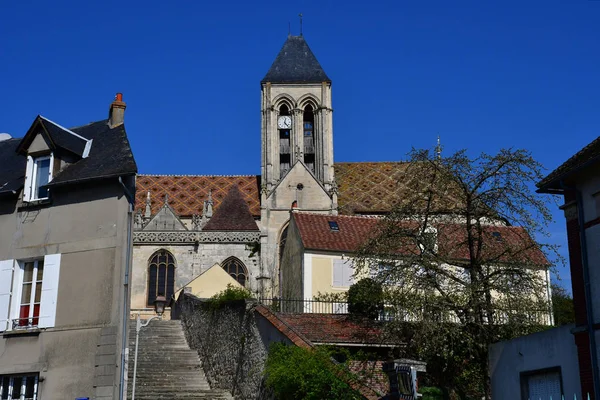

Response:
(264, 343), (362, 400)
(206, 284), (253, 309)
(348, 278), (384, 320)
(420, 386), (444, 400)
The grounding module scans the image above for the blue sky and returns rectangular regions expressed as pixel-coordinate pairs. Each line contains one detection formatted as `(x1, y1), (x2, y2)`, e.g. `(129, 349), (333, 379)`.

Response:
(2, 1), (599, 291)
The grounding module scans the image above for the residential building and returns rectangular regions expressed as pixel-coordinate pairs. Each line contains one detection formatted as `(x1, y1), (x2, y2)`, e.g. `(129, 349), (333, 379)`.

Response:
(0, 95), (137, 400)
(535, 135), (600, 399)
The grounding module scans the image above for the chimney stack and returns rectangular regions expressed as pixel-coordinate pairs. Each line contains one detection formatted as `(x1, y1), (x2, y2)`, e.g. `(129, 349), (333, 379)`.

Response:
(108, 93), (126, 128)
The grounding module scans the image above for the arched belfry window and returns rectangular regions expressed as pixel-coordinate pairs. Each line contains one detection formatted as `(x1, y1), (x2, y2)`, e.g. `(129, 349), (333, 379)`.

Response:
(147, 250), (176, 307)
(303, 105), (315, 173)
(222, 257), (248, 287)
(278, 104), (291, 178)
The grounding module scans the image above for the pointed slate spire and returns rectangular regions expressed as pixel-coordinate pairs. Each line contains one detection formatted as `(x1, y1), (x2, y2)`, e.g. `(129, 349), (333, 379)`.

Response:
(203, 185), (259, 231)
(262, 35), (330, 84)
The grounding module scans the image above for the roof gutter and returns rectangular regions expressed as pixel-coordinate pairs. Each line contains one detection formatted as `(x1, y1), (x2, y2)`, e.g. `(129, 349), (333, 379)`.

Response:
(561, 180), (600, 398)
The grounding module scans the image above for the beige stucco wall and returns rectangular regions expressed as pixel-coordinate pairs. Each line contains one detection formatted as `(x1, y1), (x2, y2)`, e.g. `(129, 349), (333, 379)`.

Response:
(175, 264), (243, 299)
(309, 253), (369, 298)
(0, 180), (132, 400)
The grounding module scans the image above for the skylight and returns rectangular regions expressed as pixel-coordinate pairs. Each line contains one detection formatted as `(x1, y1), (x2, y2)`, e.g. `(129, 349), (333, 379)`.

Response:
(328, 221), (339, 232)
(492, 231), (502, 241)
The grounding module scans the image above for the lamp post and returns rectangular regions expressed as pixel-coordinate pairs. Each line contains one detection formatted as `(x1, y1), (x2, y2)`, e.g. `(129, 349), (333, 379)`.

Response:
(131, 295), (166, 400)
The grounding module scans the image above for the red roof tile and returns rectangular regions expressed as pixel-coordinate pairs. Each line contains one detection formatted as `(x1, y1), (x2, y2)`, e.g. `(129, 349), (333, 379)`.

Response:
(135, 175), (261, 217)
(293, 213), (548, 266)
(277, 313), (393, 345)
(203, 185), (259, 231)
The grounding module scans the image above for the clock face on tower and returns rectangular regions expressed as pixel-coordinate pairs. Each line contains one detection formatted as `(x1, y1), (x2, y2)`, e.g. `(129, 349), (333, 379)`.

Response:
(277, 116), (292, 129)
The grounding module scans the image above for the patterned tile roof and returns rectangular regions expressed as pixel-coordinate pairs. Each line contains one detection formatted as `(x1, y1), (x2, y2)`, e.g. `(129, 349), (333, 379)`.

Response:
(334, 161), (463, 215)
(135, 175), (261, 217)
(293, 213), (548, 265)
(203, 185), (259, 231)
(277, 313), (393, 345)
(537, 135), (600, 192)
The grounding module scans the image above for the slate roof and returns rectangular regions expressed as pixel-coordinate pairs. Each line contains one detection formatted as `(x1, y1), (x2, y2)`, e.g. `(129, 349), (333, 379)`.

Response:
(0, 118), (137, 195)
(292, 213), (548, 265)
(334, 162), (464, 215)
(47, 120), (137, 186)
(0, 138), (27, 194)
(262, 35), (330, 84)
(203, 185), (259, 231)
(537, 135), (600, 192)
(135, 175), (261, 218)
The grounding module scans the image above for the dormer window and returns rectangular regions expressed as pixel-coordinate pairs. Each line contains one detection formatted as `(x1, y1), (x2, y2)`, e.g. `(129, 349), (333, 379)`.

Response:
(24, 154), (53, 202)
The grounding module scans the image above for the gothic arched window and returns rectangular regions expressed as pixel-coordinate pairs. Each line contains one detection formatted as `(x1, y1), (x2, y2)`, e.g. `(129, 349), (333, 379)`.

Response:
(279, 104), (291, 178)
(147, 250), (176, 307)
(222, 257), (248, 287)
(303, 105), (315, 173)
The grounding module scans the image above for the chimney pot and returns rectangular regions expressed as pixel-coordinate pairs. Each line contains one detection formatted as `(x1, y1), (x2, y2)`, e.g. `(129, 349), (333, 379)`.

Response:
(108, 92), (127, 128)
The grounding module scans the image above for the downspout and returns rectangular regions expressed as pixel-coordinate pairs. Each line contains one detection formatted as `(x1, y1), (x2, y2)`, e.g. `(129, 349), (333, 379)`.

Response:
(118, 176), (135, 400)
(563, 181), (600, 397)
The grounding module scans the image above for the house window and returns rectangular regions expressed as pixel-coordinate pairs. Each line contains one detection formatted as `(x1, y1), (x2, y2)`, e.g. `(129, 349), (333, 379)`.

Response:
(147, 250), (176, 307)
(0, 374), (39, 400)
(0, 255), (61, 332)
(521, 368), (562, 400)
(419, 226), (438, 254)
(222, 257), (247, 287)
(17, 260), (43, 329)
(24, 155), (53, 202)
(333, 259), (354, 288)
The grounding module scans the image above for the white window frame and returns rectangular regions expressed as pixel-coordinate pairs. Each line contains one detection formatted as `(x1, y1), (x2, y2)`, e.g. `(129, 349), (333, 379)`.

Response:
(0, 254), (61, 332)
(23, 154), (53, 202)
(0, 373), (39, 400)
(13, 260), (44, 330)
(332, 258), (354, 288)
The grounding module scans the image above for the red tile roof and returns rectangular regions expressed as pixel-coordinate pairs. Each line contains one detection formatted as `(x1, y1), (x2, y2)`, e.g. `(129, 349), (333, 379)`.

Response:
(135, 175), (261, 217)
(203, 185), (259, 231)
(293, 213), (548, 266)
(277, 313), (394, 345)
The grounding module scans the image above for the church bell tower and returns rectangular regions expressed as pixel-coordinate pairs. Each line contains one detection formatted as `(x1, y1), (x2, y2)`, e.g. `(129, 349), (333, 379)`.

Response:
(260, 35), (334, 191)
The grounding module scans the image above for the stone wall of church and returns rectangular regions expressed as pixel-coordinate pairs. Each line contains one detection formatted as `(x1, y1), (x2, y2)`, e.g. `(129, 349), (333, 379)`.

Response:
(131, 242), (261, 314)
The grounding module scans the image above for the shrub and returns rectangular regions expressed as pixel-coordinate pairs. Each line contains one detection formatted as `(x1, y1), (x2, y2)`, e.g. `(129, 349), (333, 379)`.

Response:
(348, 278), (384, 320)
(264, 343), (362, 400)
(206, 284), (253, 309)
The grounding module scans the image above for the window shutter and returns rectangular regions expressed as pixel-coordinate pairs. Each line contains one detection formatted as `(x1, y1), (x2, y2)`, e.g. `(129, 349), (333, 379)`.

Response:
(0, 260), (15, 332)
(39, 254), (61, 329)
(23, 156), (34, 202)
(345, 261), (355, 287)
(333, 259), (344, 287)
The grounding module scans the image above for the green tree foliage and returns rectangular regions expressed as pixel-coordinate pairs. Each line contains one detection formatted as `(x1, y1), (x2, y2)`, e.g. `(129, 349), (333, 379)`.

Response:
(552, 283), (575, 326)
(264, 343), (363, 400)
(348, 278), (384, 320)
(354, 148), (559, 399)
(206, 284), (253, 309)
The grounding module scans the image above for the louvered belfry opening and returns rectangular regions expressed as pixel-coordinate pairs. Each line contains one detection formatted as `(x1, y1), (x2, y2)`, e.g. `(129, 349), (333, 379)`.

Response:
(147, 249), (175, 306)
(279, 104), (291, 178)
(303, 105), (315, 173)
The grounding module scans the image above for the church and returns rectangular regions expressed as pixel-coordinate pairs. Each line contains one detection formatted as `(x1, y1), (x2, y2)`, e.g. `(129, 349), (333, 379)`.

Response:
(129, 34), (411, 316)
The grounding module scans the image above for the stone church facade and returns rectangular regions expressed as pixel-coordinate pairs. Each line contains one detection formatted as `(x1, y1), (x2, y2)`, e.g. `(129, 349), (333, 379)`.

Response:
(130, 35), (405, 316)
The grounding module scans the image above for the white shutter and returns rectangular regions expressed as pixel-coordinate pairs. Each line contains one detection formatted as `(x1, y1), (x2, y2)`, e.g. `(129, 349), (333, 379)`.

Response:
(0, 260), (15, 332)
(48, 153), (54, 183)
(39, 254), (61, 329)
(333, 259), (344, 287)
(23, 156), (34, 202)
(345, 261), (355, 287)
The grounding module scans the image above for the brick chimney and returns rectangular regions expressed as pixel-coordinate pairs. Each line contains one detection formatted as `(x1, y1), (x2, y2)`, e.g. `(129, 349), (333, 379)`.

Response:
(108, 93), (126, 128)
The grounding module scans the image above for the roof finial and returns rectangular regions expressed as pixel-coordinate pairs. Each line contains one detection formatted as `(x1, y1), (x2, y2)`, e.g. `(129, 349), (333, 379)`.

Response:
(144, 191), (152, 218)
(435, 135), (442, 160)
(288, 22), (291, 37)
(299, 13), (303, 36)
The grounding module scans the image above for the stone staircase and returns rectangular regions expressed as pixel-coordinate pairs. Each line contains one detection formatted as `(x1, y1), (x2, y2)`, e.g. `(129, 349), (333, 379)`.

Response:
(127, 319), (232, 400)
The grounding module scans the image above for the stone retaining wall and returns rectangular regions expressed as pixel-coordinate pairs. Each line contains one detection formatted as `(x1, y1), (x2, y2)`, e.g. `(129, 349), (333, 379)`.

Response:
(177, 293), (285, 400)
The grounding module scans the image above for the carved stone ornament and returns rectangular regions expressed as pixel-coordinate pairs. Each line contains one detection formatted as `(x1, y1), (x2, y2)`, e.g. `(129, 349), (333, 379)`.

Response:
(134, 230), (260, 244)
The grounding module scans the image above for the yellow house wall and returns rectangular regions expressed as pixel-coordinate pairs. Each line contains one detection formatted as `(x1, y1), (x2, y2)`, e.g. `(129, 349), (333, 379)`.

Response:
(175, 264), (243, 299)
(309, 253), (369, 298)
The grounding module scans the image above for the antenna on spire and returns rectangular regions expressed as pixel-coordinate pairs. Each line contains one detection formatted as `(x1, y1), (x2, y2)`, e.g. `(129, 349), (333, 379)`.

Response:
(288, 22), (291, 36)
(299, 13), (303, 36)
(435, 135), (442, 160)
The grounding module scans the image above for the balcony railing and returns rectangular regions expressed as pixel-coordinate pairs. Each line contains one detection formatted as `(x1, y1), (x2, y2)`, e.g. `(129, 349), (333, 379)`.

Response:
(257, 298), (552, 325)
(12, 317), (39, 330)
